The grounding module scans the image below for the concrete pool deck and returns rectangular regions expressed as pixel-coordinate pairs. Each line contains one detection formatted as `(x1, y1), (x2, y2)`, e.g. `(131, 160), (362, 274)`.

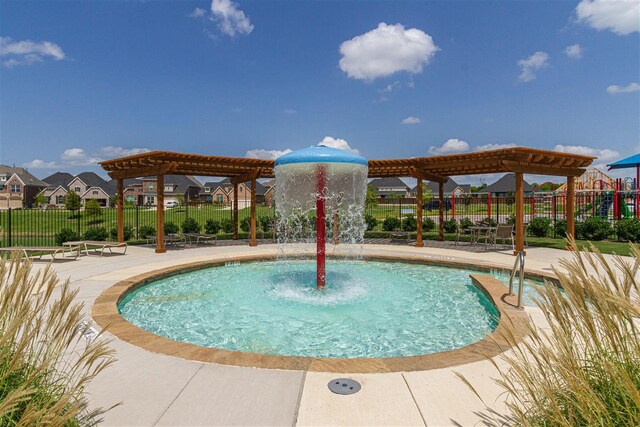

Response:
(33, 243), (631, 426)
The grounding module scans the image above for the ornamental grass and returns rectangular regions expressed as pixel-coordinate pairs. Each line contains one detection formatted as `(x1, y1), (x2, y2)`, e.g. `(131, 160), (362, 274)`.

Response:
(461, 239), (640, 426)
(0, 254), (116, 425)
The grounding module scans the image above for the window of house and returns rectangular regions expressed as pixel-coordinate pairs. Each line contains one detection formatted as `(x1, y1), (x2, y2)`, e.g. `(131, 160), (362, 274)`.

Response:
(204, 187), (210, 192)
(10, 184), (20, 193)
(92, 190), (99, 195)
(216, 194), (223, 203)
(125, 195), (134, 202)
(146, 196), (155, 205)
(239, 187), (243, 193)
(0, 184), (4, 190)
(56, 195), (65, 204)
(149, 184), (154, 190)
(0, 175), (6, 182)
(164, 185), (172, 192)
(74, 186), (81, 193)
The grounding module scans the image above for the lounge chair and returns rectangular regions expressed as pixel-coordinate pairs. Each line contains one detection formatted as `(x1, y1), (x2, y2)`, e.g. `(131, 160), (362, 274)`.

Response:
(0, 245), (80, 261)
(65, 241), (127, 256)
(183, 233), (217, 245)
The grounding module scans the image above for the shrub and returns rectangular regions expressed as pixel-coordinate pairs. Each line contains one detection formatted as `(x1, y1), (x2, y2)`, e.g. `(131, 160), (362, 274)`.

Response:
(481, 217), (497, 227)
(402, 215), (417, 232)
(259, 216), (275, 232)
(506, 214), (516, 225)
(83, 226), (108, 241)
(443, 219), (457, 233)
(422, 217), (435, 232)
(204, 219), (221, 235)
(220, 218), (234, 233)
(109, 224), (133, 241)
(85, 199), (103, 222)
(55, 228), (81, 245)
(615, 218), (640, 242)
(528, 217), (551, 238)
(579, 217), (612, 241)
(382, 217), (401, 231)
(240, 217), (251, 232)
(138, 225), (156, 238)
(460, 242), (640, 426)
(364, 214), (378, 231)
(554, 219), (567, 238)
(181, 217), (201, 234)
(164, 222), (179, 235)
(459, 217), (474, 230)
(0, 255), (116, 425)
(64, 191), (81, 211)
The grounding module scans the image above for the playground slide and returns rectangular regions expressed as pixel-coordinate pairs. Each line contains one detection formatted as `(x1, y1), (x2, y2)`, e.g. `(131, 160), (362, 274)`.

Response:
(620, 200), (633, 219)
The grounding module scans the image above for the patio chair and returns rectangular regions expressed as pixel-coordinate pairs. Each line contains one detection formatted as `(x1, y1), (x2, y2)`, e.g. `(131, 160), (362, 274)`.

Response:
(489, 224), (514, 250)
(454, 221), (472, 246)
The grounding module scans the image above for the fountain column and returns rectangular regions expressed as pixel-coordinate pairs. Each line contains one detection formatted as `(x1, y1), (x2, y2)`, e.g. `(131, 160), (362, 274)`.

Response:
(316, 165), (326, 288)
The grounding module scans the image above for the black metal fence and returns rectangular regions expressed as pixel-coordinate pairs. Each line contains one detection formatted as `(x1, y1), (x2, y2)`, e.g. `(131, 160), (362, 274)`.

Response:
(0, 190), (638, 247)
(0, 203), (276, 248)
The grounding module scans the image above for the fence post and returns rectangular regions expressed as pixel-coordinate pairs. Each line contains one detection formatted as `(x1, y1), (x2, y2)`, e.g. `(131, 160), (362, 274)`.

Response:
(487, 193), (492, 219)
(185, 197), (189, 219)
(77, 209), (81, 237)
(452, 194), (456, 219)
(399, 198), (403, 227)
(135, 205), (140, 239)
(7, 208), (11, 247)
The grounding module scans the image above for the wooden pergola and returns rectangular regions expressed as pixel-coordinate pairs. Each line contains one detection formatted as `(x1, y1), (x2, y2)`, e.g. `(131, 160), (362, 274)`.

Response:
(100, 147), (594, 255)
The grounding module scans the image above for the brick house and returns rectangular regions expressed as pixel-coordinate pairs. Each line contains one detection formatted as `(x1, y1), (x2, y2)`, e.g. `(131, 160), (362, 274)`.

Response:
(40, 171), (114, 207)
(369, 177), (411, 199)
(201, 178), (271, 208)
(111, 175), (203, 207)
(0, 165), (47, 209)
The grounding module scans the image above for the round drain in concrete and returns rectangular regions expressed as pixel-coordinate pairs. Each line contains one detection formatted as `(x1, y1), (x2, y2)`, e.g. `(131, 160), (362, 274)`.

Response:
(328, 378), (361, 395)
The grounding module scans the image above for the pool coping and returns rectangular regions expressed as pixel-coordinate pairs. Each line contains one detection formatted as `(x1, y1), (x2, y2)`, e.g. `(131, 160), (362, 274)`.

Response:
(92, 254), (548, 373)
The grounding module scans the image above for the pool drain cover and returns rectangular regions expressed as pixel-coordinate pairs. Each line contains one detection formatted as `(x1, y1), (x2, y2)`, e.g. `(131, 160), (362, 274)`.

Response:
(328, 378), (361, 395)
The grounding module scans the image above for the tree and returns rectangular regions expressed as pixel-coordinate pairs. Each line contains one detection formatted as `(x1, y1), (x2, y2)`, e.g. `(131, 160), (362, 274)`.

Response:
(85, 199), (103, 222)
(34, 193), (46, 208)
(65, 191), (81, 210)
(365, 183), (378, 209)
(422, 187), (433, 205)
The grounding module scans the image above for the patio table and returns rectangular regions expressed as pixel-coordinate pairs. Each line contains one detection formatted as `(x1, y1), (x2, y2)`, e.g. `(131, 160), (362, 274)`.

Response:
(468, 226), (495, 246)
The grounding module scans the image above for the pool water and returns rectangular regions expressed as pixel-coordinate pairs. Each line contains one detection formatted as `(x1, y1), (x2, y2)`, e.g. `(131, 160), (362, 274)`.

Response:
(118, 260), (501, 359)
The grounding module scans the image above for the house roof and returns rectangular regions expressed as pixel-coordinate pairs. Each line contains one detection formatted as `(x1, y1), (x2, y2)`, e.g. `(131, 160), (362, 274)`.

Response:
(75, 172), (110, 189)
(369, 177), (409, 190)
(0, 165), (47, 187)
(482, 173), (534, 193)
(42, 172), (74, 189)
(412, 177), (467, 194)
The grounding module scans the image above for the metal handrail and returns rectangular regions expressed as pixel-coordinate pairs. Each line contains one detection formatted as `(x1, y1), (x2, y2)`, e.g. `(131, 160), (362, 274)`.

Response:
(508, 251), (526, 308)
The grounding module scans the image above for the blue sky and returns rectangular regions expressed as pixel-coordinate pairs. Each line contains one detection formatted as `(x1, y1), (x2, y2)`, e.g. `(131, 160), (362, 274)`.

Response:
(1, 0), (638, 184)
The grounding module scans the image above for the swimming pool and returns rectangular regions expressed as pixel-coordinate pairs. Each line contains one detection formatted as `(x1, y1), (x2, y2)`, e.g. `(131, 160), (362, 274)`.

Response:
(118, 259), (501, 359)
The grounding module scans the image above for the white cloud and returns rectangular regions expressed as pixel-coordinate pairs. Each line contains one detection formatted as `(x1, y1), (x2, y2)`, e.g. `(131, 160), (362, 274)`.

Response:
(98, 146), (151, 157)
(576, 0), (640, 35)
(380, 81), (402, 93)
(401, 116), (421, 124)
(564, 43), (583, 59)
(23, 159), (60, 169)
(339, 22), (439, 81)
(189, 7), (207, 18)
(428, 139), (470, 155)
(553, 144), (620, 162)
(23, 145), (151, 170)
(210, 0), (253, 37)
(606, 82), (640, 94)
(518, 51), (549, 82)
(0, 36), (65, 68)
(475, 143), (517, 151)
(318, 136), (360, 154)
(245, 148), (292, 160)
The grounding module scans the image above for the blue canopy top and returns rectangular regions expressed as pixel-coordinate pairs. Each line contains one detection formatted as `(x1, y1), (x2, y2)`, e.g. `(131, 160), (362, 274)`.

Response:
(608, 153), (640, 170)
(275, 145), (368, 166)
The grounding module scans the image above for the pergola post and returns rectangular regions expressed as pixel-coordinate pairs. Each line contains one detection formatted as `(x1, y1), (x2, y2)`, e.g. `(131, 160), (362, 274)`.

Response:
(566, 176), (575, 243)
(514, 172), (525, 255)
(416, 178), (423, 247)
(155, 174), (166, 254)
(116, 178), (124, 242)
(249, 178), (257, 246)
(233, 182), (239, 240)
(438, 181), (444, 241)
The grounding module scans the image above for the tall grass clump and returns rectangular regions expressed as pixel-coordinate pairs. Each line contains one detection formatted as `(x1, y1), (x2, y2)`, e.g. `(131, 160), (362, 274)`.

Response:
(0, 254), (116, 425)
(463, 239), (640, 426)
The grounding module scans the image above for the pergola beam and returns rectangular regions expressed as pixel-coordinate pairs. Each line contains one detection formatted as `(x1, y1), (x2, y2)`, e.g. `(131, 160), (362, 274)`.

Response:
(108, 163), (178, 179)
(501, 160), (586, 177)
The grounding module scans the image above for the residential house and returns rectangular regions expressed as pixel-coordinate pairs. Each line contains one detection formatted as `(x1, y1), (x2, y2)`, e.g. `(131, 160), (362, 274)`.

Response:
(41, 171), (113, 207)
(369, 177), (410, 199)
(482, 173), (534, 197)
(410, 177), (471, 197)
(200, 178), (271, 208)
(0, 165), (47, 209)
(136, 175), (202, 207)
